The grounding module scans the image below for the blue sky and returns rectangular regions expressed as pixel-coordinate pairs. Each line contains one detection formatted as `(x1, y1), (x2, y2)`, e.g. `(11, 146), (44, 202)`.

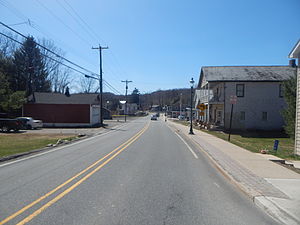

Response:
(0, 0), (299, 94)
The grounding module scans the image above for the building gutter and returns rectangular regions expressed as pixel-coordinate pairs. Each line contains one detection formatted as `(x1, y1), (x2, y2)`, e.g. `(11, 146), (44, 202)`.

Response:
(223, 82), (226, 129)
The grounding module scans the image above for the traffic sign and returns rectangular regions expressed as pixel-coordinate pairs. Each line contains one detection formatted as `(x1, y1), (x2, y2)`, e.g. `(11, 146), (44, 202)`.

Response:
(230, 95), (237, 104)
(273, 140), (279, 151)
(197, 103), (205, 111)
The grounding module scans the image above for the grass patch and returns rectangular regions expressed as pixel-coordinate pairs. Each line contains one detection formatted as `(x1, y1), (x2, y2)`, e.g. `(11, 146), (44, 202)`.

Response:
(0, 133), (76, 158)
(174, 120), (299, 160)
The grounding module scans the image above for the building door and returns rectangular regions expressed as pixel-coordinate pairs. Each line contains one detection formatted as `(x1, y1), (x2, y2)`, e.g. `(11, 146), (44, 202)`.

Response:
(216, 110), (223, 125)
(92, 106), (100, 125)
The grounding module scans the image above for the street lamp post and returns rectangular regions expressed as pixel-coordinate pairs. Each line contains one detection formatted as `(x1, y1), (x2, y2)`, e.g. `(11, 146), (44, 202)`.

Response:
(189, 78), (195, 135)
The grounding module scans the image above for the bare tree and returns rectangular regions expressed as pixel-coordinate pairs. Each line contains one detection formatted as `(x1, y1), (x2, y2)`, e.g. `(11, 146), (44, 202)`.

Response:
(79, 76), (97, 93)
(38, 38), (69, 93)
(0, 31), (18, 57)
(52, 67), (72, 93)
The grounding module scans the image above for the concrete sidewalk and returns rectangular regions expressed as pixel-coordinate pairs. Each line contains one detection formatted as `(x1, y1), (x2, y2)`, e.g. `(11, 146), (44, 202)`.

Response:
(168, 120), (300, 225)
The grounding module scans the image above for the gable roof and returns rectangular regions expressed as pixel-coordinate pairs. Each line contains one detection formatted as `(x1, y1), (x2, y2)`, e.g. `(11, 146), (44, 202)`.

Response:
(289, 39), (300, 58)
(198, 66), (296, 88)
(27, 92), (100, 104)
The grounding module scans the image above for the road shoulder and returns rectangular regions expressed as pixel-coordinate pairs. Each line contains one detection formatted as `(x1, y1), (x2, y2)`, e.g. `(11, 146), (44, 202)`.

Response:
(167, 120), (300, 225)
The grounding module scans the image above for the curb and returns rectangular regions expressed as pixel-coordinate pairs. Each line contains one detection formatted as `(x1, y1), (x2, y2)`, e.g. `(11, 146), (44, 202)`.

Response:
(254, 196), (300, 225)
(168, 120), (299, 225)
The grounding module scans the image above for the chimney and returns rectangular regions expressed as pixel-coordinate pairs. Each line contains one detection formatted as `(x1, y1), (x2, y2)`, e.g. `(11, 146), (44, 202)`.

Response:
(64, 87), (70, 97)
(289, 59), (296, 67)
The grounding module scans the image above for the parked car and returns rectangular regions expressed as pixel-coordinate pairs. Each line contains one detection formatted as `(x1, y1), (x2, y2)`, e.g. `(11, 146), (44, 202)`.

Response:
(17, 117), (43, 129)
(0, 118), (23, 132)
(151, 115), (157, 120)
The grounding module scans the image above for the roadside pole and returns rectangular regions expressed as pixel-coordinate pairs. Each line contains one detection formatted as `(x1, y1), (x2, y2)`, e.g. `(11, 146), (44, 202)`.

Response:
(228, 95), (237, 141)
(121, 80), (132, 122)
(92, 45), (108, 127)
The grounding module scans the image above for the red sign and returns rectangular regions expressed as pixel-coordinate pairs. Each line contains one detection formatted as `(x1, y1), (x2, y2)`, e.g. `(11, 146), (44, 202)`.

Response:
(230, 95), (237, 104)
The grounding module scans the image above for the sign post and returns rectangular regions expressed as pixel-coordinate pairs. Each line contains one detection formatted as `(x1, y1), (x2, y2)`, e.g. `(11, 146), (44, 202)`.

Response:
(273, 140), (279, 152)
(228, 95), (237, 141)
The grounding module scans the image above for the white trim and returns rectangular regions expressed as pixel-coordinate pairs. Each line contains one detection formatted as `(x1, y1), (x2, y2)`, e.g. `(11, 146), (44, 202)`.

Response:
(289, 40), (300, 58)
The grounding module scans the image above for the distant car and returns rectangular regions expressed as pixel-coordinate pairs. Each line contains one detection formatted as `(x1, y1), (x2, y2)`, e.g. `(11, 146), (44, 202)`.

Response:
(17, 117), (43, 129)
(178, 115), (185, 120)
(151, 115), (157, 120)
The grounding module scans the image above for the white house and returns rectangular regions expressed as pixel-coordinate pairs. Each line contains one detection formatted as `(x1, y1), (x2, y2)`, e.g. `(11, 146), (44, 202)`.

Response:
(120, 103), (138, 115)
(194, 66), (296, 130)
(289, 39), (300, 155)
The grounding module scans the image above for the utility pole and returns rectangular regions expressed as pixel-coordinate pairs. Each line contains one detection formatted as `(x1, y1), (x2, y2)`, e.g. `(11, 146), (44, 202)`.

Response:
(180, 93), (182, 118)
(121, 80), (133, 122)
(92, 45), (108, 127)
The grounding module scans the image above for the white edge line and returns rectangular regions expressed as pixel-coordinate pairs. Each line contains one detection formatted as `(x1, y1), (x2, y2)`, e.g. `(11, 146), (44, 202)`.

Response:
(174, 132), (199, 159)
(0, 123), (129, 168)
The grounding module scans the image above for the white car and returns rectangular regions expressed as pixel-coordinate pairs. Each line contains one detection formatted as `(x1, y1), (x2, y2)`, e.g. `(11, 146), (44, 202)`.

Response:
(151, 115), (157, 120)
(178, 115), (185, 120)
(17, 117), (43, 129)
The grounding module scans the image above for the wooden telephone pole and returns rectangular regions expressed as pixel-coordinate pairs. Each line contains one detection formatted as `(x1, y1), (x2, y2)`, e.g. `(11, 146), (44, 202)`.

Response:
(92, 45), (108, 126)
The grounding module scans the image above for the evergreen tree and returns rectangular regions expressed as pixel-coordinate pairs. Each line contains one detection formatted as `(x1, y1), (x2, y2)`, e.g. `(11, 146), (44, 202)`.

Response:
(13, 36), (51, 96)
(0, 72), (10, 111)
(130, 88), (140, 104)
(282, 74), (297, 138)
(0, 72), (25, 112)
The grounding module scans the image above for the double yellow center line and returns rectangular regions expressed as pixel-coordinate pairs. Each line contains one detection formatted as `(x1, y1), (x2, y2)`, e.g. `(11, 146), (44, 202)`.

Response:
(0, 123), (149, 225)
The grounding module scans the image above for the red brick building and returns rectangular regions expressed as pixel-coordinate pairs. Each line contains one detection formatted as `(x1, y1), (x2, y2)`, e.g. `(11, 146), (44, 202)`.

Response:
(23, 92), (111, 127)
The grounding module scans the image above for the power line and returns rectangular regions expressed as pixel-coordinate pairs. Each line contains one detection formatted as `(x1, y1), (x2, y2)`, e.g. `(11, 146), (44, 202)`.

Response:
(35, 0), (93, 48)
(1, 30), (123, 96)
(0, 0), (97, 70)
(58, 0), (128, 81)
(0, 21), (98, 76)
(1, 0), (128, 86)
(56, 0), (100, 45)
(103, 80), (122, 95)
(0, 0), (28, 21)
(62, 0), (107, 45)
(0, 31), (89, 77)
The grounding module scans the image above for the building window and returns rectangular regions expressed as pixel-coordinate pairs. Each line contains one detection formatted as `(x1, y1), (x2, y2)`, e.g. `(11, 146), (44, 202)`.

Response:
(240, 111), (245, 120)
(262, 112), (268, 121)
(236, 84), (244, 97)
(279, 84), (284, 98)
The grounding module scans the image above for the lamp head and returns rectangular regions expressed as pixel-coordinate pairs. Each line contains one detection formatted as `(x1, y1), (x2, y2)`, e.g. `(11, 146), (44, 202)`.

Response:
(189, 78), (195, 87)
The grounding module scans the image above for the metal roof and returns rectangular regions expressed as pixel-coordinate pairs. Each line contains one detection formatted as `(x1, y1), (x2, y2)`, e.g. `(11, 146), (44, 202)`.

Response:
(198, 66), (296, 87)
(28, 92), (100, 104)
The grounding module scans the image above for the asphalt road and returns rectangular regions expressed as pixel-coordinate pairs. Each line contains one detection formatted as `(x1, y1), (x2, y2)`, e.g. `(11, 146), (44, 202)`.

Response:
(0, 116), (278, 225)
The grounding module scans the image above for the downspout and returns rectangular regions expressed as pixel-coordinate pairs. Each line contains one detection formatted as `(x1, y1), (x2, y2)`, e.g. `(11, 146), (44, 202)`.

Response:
(208, 83), (210, 125)
(223, 82), (226, 129)
(295, 59), (300, 156)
